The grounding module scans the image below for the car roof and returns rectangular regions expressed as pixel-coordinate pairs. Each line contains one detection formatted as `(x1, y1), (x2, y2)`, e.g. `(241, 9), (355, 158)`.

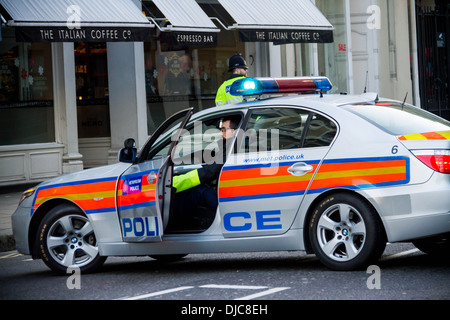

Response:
(193, 92), (383, 120)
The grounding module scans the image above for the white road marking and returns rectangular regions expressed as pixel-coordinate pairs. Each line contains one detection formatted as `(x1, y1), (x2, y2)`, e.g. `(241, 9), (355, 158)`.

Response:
(118, 284), (291, 300)
(119, 286), (194, 300)
(115, 248), (420, 300)
(202, 284), (290, 300)
(235, 287), (291, 300)
(200, 284), (268, 290)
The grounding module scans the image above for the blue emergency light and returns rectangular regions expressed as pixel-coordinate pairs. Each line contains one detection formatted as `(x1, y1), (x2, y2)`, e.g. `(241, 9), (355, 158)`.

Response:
(230, 77), (332, 97)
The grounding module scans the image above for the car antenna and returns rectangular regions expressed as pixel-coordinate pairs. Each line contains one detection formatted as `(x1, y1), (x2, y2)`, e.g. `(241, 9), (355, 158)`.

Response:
(401, 92), (408, 110)
(363, 71), (369, 93)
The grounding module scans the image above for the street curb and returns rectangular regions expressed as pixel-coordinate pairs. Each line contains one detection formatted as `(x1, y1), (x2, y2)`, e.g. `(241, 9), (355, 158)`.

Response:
(0, 234), (16, 252)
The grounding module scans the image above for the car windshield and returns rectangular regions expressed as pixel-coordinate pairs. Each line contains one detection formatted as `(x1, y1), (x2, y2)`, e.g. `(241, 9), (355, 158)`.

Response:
(342, 102), (450, 135)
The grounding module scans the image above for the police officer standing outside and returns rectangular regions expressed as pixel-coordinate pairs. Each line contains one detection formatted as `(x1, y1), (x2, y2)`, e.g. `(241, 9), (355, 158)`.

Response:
(215, 54), (248, 106)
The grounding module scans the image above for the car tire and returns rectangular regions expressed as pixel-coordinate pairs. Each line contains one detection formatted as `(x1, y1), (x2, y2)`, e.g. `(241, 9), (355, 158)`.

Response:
(309, 193), (386, 271)
(36, 204), (106, 274)
(412, 233), (450, 256)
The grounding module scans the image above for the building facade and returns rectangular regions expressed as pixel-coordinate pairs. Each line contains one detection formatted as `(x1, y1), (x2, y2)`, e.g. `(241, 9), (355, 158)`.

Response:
(0, 0), (448, 186)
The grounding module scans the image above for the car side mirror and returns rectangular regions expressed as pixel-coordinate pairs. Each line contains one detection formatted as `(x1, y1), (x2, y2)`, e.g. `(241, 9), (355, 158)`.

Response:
(118, 138), (137, 163)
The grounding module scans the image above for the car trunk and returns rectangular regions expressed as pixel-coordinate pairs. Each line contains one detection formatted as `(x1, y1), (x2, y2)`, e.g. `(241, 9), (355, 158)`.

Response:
(398, 131), (450, 174)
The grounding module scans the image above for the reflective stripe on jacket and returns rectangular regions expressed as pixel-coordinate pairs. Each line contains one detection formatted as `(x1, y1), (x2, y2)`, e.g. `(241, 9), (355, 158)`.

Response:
(215, 76), (246, 106)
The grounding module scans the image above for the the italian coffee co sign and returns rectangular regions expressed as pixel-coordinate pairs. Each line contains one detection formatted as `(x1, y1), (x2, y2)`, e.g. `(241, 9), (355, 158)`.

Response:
(14, 4), (152, 42)
(239, 29), (334, 44)
(15, 26), (152, 42)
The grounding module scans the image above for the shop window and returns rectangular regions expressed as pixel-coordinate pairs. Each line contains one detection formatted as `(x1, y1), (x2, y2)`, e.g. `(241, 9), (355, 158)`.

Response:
(75, 42), (111, 138)
(316, 0), (351, 94)
(0, 28), (54, 146)
(143, 28), (245, 135)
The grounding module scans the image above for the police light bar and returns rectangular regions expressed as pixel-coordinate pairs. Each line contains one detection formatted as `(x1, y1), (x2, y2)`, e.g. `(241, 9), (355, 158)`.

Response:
(230, 77), (332, 97)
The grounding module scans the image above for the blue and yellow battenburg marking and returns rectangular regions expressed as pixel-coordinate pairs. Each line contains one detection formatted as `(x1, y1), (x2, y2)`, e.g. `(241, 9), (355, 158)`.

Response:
(31, 170), (159, 215)
(219, 156), (410, 202)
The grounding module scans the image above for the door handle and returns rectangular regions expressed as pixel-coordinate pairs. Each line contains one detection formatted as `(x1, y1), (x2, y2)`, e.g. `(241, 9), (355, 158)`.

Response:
(147, 172), (157, 184)
(287, 162), (314, 176)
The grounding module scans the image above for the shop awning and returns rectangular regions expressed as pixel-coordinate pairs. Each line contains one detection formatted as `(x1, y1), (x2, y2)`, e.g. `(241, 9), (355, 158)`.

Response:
(0, 0), (154, 42)
(149, 0), (219, 47)
(217, 0), (334, 44)
(151, 0), (219, 33)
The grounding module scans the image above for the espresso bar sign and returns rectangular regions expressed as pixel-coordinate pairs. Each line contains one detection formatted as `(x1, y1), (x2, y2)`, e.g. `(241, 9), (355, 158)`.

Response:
(176, 32), (217, 46)
(239, 29), (334, 44)
(15, 26), (152, 42)
(161, 31), (218, 48)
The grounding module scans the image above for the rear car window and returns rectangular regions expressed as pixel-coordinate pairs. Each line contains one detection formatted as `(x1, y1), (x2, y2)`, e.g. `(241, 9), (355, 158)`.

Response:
(243, 107), (337, 152)
(342, 103), (450, 135)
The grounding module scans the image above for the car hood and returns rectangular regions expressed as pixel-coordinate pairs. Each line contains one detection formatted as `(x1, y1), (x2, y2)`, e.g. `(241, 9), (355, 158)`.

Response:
(35, 162), (131, 189)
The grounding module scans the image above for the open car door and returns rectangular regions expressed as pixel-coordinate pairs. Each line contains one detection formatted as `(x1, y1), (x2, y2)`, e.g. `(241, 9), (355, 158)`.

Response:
(117, 108), (193, 242)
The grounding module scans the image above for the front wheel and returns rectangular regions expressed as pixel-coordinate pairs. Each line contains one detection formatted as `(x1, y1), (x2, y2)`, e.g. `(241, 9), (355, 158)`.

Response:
(36, 204), (106, 274)
(309, 193), (386, 271)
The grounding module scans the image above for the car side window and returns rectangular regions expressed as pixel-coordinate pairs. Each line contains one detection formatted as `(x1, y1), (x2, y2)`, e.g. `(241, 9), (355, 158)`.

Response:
(243, 108), (309, 152)
(172, 120), (222, 165)
(148, 113), (242, 164)
(242, 108), (337, 152)
(150, 120), (221, 164)
(303, 113), (337, 148)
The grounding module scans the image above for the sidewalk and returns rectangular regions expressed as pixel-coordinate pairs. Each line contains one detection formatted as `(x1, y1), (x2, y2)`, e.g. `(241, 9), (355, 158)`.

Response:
(0, 186), (29, 252)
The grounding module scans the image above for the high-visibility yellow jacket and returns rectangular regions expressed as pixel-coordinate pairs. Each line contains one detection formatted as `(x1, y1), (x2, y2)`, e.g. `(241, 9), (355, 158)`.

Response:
(215, 75), (246, 106)
(173, 169), (201, 193)
(173, 139), (229, 193)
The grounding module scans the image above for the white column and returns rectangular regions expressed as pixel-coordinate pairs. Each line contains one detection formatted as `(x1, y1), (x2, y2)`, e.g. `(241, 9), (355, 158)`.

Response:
(107, 42), (148, 164)
(52, 42), (83, 173)
(284, 44), (296, 77)
(344, 0), (354, 94)
(409, 0), (421, 107)
(269, 43), (282, 77)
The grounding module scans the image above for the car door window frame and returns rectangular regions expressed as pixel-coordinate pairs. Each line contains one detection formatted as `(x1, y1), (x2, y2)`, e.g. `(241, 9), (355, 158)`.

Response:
(239, 105), (338, 153)
(145, 110), (247, 165)
(137, 108), (194, 164)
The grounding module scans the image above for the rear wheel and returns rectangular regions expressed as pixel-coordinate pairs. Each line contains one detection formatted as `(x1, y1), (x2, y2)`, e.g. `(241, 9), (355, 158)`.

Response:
(309, 193), (386, 271)
(36, 204), (106, 274)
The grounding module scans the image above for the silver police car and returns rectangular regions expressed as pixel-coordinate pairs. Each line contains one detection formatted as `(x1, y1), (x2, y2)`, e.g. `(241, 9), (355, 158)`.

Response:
(12, 77), (450, 274)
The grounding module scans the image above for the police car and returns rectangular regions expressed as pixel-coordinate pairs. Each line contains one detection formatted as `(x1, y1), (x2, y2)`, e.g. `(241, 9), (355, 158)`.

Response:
(12, 77), (450, 274)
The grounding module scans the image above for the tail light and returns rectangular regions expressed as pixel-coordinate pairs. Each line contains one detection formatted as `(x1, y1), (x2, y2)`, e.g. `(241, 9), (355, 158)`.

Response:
(412, 150), (450, 174)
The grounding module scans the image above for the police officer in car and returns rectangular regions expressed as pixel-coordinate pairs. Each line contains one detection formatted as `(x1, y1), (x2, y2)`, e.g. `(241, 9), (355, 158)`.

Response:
(215, 54), (248, 106)
(172, 116), (241, 219)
